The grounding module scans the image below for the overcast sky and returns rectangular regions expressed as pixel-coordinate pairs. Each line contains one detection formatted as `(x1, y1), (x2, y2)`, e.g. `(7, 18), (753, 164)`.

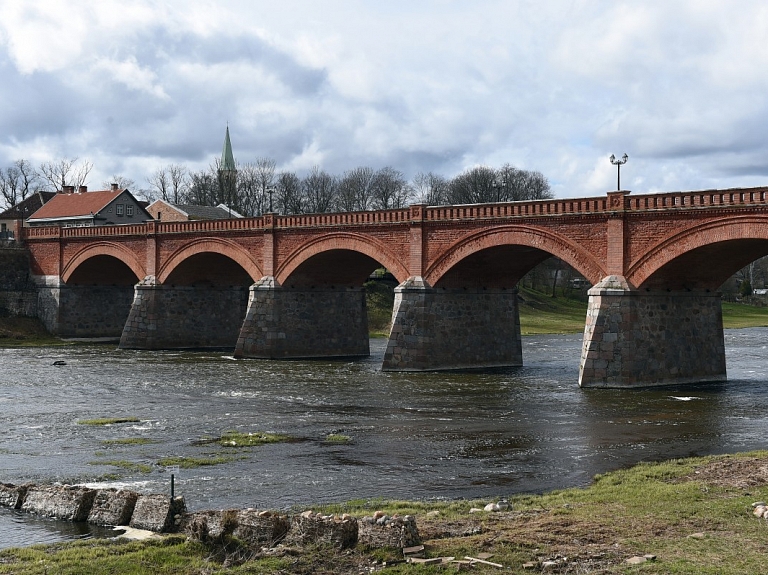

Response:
(1, 0), (767, 199)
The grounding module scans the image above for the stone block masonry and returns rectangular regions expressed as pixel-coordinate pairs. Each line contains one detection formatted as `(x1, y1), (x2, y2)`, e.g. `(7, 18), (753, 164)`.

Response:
(382, 278), (522, 371)
(120, 278), (249, 349)
(235, 276), (369, 359)
(22, 485), (97, 522)
(37, 283), (134, 337)
(0, 480), (420, 552)
(579, 276), (726, 388)
(0, 247), (39, 318)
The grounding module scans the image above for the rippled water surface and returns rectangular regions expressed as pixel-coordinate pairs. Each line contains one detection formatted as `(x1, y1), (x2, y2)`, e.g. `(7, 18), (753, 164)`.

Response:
(2, 329), (768, 548)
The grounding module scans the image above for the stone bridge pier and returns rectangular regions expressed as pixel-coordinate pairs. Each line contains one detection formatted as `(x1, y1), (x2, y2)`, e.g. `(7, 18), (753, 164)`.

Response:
(234, 276), (369, 359)
(37, 277), (134, 338)
(578, 276), (726, 387)
(119, 276), (249, 349)
(381, 277), (522, 371)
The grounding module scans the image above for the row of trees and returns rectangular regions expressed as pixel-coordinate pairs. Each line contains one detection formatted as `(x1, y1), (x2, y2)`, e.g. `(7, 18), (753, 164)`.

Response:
(146, 159), (552, 217)
(0, 156), (552, 216)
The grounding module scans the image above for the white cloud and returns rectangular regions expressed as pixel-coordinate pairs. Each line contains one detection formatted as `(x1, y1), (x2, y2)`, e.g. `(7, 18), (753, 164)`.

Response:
(1, 0), (768, 197)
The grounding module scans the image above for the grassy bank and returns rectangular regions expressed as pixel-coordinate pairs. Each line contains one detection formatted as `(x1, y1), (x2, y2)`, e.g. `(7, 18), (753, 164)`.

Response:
(0, 317), (67, 346)
(517, 289), (768, 335)
(2, 451), (768, 573)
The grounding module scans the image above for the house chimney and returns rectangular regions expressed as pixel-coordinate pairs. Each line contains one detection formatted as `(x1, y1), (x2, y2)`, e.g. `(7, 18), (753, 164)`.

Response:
(78, 186), (87, 193)
(63, 185), (75, 194)
(111, 183), (119, 191)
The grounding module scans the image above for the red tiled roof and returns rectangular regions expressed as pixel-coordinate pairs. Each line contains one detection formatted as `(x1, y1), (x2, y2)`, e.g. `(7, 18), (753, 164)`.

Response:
(27, 190), (126, 220)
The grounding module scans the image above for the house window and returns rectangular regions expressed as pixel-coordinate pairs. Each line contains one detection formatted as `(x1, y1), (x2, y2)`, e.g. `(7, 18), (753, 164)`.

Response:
(116, 204), (124, 216)
(126, 204), (134, 216)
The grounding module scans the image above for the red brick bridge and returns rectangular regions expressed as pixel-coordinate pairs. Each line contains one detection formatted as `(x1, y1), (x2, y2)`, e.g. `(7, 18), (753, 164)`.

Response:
(20, 187), (768, 387)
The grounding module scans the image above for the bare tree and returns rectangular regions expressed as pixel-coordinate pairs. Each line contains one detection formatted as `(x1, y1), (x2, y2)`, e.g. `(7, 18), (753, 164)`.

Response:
(275, 171), (303, 215)
(103, 175), (135, 190)
(447, 165), (497, 204)
(337, 167), (376, 211)
(147, 165), (188, 204)
(447, 164), (552, 204)
(0, 167), (20, 209)
(236, 163), (261, 216)
(39, 157), (92, 191)
(371, 166), (410, 209)
(255, 157), (276, 207)
(494, 164), (552, 201)
(168, 164), (188, 204)
(302, 166), (337, 213)
(187, 168), (217, 206)
(412, 171), (449, 205)
(146, 167), (170, 201)
(0, 159), (41, 208)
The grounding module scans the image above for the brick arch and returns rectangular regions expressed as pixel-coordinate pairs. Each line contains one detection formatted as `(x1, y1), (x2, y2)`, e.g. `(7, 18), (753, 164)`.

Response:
(62, 242), (146, 284)
(276, 232), (409, 285)
(424, 225), (606, 286)
(157, 238), (262, 284)
(627, 216), (768, 288)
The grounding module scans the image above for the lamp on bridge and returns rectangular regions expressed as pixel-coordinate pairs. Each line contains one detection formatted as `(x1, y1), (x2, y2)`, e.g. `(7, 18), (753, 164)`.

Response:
(609, 153), (628, 191)
(492, 176), (506, 203)
(267, 186), (276, 213)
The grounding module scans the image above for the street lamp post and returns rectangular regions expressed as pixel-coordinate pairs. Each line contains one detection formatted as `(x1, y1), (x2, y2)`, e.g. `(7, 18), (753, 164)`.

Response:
(609, 153), (628, 191)
(266, 186), (275, 213)
(492, 176), (506, 203)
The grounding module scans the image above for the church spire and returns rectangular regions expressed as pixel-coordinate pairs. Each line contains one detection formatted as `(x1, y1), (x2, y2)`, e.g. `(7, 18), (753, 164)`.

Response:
(218, 126), (237, 216)
(221, 125), (236, 172)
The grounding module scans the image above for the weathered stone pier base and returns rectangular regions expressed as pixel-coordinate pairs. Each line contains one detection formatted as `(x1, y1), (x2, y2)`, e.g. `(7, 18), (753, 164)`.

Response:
(234, 276), (369, 359)
(36, 277), (134, 338)
(579, 276), (726, 388)
(382, 277), (522, 371)
(119, 276), (249, 349)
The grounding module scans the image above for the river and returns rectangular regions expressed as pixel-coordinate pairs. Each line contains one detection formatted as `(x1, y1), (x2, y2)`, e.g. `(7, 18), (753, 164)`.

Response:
(1, 329), (768, 549)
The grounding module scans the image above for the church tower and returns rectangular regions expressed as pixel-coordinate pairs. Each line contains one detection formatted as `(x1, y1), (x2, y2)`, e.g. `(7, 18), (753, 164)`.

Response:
(218, 126), (237, 215)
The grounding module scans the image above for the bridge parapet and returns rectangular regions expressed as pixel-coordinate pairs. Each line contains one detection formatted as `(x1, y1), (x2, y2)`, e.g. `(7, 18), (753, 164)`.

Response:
(19, 186), (768, 243)
(627, 187), (768, 210)
(275, 208), (411, 227)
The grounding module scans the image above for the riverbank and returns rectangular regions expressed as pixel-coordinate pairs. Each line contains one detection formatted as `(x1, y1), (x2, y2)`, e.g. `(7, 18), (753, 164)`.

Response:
(1, 451), (767, 574)
(0, 317), (65, 346)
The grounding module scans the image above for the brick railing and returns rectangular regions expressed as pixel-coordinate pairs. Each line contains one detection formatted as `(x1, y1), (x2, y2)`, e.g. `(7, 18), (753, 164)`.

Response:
(19, 186), (768, 240)
(626, 187), (768, 210)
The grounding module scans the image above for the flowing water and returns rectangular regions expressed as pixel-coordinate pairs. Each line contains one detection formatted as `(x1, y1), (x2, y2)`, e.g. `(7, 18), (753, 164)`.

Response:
(2, 329), (768, 549)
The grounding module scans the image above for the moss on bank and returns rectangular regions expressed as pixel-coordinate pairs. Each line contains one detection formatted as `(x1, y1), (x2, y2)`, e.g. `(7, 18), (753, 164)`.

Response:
(0, 317), (67, 346)
(3, 452), (768, 574)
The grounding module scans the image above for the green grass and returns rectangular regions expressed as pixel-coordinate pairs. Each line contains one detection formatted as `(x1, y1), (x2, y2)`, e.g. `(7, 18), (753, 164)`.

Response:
(4, 452), (768, 574)
(365, 279), (396, 337)
(157, 455), (236, 468)
(101, 438), (155, 446)
(324, 433), (352, 443)
(77, 417), (141, 426)
(722, 301), (768, 328)
(518, 290), (768, 335)
(0, 317), (68, 347)
(217, 430), (292, 447)
(518, 287), (588, 334)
